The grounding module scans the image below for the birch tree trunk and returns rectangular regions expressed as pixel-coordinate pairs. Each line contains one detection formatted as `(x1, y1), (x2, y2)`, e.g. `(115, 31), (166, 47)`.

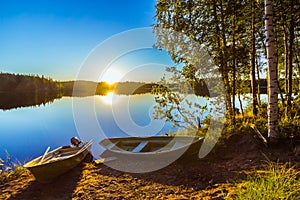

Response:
(265, 0), (279, 140)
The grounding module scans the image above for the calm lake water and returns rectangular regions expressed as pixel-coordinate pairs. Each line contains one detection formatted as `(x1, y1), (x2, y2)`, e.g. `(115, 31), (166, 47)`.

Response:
(0, 94), (189, 164)
(0, 93), (266, 164)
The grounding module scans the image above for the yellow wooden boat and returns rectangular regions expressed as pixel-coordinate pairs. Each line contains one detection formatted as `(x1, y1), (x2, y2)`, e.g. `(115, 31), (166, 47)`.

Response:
(24, 140), (93, 183)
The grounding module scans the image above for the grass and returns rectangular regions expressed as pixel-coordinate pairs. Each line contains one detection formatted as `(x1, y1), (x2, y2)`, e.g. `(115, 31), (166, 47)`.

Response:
(232, 162), (300, 200)
(0, 152), (29, 184)
(0, 164), (29, 184)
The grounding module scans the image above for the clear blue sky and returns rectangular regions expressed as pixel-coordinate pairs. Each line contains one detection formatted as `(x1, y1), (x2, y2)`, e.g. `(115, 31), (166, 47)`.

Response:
(0, 0), (172, 81)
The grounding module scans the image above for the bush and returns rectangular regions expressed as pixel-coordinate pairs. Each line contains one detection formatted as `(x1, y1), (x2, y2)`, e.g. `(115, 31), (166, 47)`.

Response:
(278, 97), (300, 138)
(279, 115), (300, 138)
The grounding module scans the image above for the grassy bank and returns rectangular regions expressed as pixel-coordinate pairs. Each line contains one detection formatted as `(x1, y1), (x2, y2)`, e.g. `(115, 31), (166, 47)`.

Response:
(0, 164), (29, 184)
(229, 162), (300, 199)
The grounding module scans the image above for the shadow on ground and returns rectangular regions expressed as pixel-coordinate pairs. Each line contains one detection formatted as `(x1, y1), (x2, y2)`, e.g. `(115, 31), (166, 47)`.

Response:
(7, 164), (84, 200)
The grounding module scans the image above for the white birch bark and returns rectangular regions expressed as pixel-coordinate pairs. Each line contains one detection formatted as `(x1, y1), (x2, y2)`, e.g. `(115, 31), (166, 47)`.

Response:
(265, 0), (279, 139)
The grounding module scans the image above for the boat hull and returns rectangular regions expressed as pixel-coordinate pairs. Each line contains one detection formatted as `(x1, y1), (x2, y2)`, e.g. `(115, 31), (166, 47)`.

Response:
(24, 141), (92, 183)
(100, 136), (204, 160)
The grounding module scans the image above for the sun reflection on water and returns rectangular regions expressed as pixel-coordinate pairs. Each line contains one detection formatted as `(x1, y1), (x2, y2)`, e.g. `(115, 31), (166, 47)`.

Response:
(98, 92), (115, 105)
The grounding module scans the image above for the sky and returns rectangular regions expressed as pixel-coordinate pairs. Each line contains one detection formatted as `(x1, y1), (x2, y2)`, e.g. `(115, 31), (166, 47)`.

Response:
(0, 0), (175, 81)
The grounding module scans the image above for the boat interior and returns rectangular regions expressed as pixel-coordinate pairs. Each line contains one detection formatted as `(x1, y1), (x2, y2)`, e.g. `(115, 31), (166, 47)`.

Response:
(24, 141), (92, 167)
(102, 138), (195, 153)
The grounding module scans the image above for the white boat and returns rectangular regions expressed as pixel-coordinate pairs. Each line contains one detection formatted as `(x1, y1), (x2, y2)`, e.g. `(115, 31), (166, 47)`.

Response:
(99, 136), (203, 159)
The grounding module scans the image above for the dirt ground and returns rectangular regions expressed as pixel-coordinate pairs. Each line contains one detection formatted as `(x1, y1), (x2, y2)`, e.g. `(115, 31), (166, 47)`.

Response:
(1, 132), (299, 200)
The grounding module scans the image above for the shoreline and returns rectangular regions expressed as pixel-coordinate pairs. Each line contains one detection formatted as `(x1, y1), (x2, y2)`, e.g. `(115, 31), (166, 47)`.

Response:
(1, 131), (299, 199)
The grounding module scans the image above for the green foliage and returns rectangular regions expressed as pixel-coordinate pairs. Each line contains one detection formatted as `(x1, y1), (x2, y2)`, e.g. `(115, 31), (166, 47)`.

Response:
(154, 0), (299, 129)
(241, 97), (300, 139)
(277, 97), (300, 138)
(279, 115), (300, 139)
(152, 81), (210, 131)
(278, 97), (300, 139)
(253, 102), (268, 136)
(154, 0), (268, 119)
(233, 162), (300, 199)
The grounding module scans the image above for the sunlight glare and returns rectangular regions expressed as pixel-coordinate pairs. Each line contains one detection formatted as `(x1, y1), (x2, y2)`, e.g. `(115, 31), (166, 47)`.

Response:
(99, 92), (115, 105)
(100, 68), (123, 84)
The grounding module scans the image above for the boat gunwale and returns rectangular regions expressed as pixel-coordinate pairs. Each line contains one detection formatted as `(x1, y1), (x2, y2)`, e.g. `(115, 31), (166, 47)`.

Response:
(100, 136), (203, 143)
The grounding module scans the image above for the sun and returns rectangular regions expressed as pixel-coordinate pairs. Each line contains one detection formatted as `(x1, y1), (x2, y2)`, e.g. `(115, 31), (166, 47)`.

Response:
(100, 68), (123, 84)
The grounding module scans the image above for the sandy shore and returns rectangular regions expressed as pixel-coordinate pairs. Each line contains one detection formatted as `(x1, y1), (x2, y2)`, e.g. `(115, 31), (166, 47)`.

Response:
(1, 132), (299, 199)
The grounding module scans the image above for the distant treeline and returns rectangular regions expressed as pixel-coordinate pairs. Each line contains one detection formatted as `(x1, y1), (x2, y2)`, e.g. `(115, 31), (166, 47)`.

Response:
(0, 72), (281, 110)
(113, 79), (270, 96)
(0, 72), (274, 98)
(0, 73), (63, 110)
(0, 73), (62, 93)
(61, 81), (157, 96)
(61, 81), (114, 96)
(114, 81), (211, 96)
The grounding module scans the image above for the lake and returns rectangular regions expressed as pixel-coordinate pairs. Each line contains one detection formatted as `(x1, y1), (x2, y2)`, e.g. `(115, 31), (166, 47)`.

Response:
(0, 93), (266, 165)
(1, 94), (203, 164)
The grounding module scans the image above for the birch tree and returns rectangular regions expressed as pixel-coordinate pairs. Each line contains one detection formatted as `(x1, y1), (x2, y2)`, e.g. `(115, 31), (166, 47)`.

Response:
(265, 0), (279, 140)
